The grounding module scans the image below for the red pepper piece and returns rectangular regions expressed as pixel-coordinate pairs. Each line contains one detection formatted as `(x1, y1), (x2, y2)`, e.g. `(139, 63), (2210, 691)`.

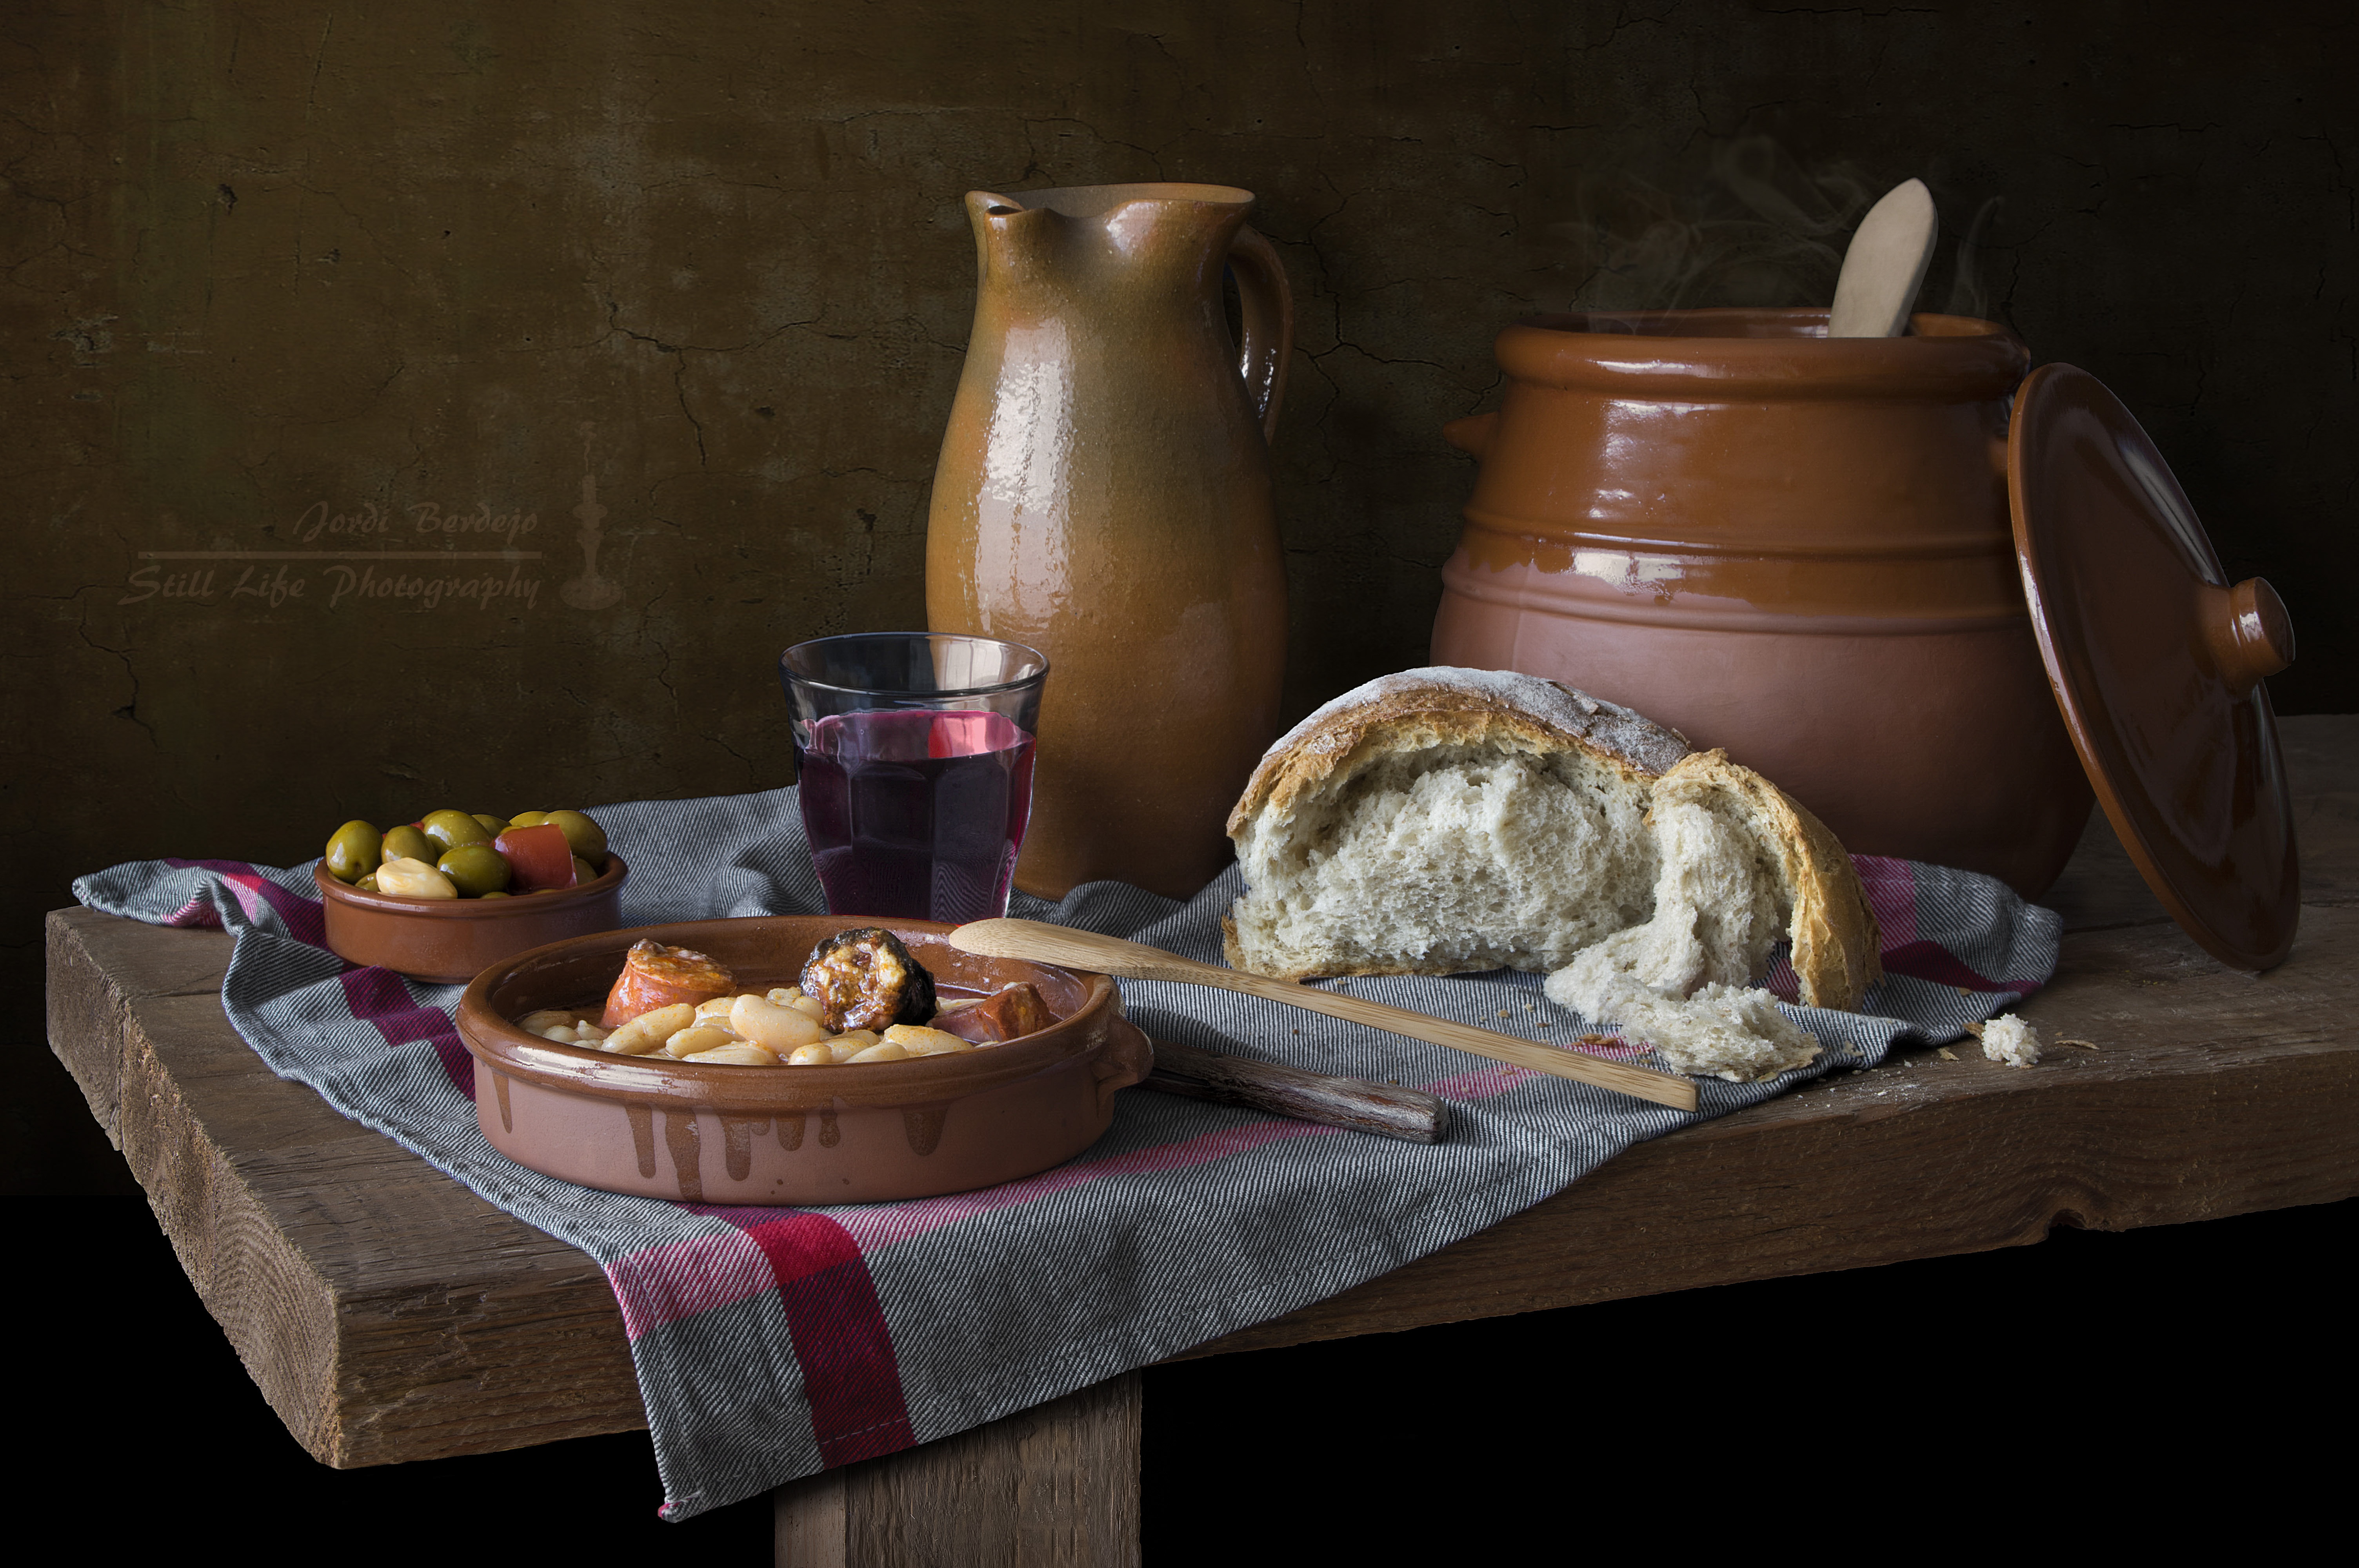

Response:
(495, 822), (577, 891)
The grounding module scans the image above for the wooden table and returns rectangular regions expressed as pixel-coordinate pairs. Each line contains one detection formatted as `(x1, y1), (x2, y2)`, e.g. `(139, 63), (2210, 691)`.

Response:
(45, 715), (2359, 1565)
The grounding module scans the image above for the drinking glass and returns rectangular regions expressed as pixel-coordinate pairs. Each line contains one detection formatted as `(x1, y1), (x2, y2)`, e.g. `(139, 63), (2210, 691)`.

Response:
(780, 633), (1049, 925)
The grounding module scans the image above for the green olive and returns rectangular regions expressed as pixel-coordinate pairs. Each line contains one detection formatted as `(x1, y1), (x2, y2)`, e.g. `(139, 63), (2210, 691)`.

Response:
(508, 810), (549, 828)
(324, 820), (382, 884)
(438, 843), (513, 898)
(544, 809), (609, 866)
(571, 854), (599, 885)
(382, 824), (437, 864)
(354, 872), (380, 892)
(471, 813), (507, 835)
(420, 808), (493, 853)
(477, 889), (511, 899)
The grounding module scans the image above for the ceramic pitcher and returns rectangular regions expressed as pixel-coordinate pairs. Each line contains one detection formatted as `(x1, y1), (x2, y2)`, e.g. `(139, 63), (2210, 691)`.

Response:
(926, 183), (1293, 899)
(1431, 308), (2091, 897)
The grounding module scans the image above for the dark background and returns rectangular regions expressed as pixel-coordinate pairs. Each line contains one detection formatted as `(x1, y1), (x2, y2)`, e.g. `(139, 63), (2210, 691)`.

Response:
(8, 0), (2350, 1548)
(25, 1191), (2348, 1555)
(9, 0), (2353, 1190)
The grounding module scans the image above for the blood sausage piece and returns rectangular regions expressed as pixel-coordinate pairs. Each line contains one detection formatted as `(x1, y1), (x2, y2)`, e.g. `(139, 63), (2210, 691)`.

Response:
(800, 928), (937, 1032)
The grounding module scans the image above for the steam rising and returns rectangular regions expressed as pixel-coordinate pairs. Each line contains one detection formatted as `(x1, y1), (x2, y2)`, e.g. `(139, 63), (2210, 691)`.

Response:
(1549, 136), (1996, 321)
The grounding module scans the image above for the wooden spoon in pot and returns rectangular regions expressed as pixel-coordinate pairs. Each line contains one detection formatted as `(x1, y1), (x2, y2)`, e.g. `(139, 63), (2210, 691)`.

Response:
(949, 919), (1699, 1111)
(1827, 177), (1939, 338)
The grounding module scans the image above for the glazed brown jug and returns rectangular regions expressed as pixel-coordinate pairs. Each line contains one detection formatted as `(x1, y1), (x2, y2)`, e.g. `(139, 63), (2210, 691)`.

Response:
(1431, 309), (2091, 897)
(926, 183), (1293, 899)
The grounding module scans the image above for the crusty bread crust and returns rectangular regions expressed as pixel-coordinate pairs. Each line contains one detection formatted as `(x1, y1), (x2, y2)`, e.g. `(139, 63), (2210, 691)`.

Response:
(1651, 750), (1883, 1011)
(1225, 668), (1690, 840)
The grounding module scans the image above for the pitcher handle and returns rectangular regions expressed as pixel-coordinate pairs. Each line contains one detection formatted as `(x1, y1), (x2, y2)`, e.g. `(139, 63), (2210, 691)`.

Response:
(1228, 226), (1293, 447)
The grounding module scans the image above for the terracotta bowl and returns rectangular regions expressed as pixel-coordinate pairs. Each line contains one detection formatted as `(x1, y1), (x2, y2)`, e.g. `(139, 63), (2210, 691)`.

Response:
(453, 915), (1155, 1205)
(314, 857), (629, 984)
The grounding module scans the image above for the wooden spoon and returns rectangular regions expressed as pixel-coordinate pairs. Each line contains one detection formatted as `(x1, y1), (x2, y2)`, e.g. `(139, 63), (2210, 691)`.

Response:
(1827, 177), (1939, 338)
(949, 919), (1699, 1111)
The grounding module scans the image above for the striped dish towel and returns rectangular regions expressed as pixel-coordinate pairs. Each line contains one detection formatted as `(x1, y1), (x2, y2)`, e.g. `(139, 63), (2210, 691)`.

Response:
(75, 786), (2056, 1520)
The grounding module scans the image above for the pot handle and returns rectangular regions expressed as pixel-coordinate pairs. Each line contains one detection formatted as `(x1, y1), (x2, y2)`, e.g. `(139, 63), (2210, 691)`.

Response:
(2201, 578), (2296, 695)
(1443, 411), (1498, 459)
(1093, 1013), (1157, 1114)
(1229, 226), (1293, 446)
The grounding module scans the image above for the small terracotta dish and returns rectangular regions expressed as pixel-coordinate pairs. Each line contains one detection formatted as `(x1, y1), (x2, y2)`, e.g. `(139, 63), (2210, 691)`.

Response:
(454, 915), (1154, 1205)
(314, 857), (630, 984)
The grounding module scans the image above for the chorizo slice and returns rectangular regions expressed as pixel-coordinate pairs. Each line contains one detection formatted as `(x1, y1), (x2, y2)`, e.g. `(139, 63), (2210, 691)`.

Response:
(601, 939), (736, 1028)
(931, 982), (1055, 1044)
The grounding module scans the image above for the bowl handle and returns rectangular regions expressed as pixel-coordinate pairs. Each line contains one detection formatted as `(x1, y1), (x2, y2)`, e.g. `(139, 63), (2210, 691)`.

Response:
(1094, 1013), (1156, 1112)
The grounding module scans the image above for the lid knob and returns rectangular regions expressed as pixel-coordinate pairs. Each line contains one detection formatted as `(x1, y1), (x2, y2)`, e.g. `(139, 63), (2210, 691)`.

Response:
(2203, 577), (2295, 695)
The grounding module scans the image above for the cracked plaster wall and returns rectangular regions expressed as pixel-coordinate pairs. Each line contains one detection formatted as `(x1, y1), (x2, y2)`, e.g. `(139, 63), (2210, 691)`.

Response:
(5, 1), (2352, 1187)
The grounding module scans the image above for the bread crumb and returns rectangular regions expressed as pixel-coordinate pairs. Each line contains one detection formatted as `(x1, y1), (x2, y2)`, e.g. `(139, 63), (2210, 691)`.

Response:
(1936, 1046), (1959, 1061)
(1980, 1014), (2043, 1068)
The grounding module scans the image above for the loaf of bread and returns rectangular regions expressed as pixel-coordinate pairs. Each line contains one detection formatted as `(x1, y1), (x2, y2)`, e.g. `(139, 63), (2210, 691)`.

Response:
(1223, 668), (1882, 1082)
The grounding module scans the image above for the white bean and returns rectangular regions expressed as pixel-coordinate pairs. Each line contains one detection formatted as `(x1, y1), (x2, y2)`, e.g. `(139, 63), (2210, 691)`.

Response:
(884, 1024), (975, 1057)
(845, 1040), (909, 1063)
(664, 1025), (738, 1058)
(731, 994), (829, 1051)
(682, 1043), (781, 1067)
(827, 1031), (879, 1062)
(604, 1002), (696, 1056)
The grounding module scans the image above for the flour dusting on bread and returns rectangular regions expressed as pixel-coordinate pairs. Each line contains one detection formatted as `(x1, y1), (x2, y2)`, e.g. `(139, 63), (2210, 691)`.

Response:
(1224, 668), (1882, 1083)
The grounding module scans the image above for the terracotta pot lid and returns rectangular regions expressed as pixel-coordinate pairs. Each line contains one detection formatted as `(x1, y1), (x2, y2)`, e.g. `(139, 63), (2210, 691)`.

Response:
(2008, 363), (2300, 969)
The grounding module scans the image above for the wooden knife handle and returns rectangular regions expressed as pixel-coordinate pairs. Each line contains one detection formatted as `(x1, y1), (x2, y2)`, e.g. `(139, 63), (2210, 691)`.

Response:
(1136, 1036), (1448, 1144)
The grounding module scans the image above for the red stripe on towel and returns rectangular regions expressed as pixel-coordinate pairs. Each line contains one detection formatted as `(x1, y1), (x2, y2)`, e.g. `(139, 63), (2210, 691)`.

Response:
(1879, 940), (2042, 996)
(1852, 854), (1919, 949)
(731, 1212), (915, 1467)
(164, 858), (328, 947)
(338, 967), (475, 1098)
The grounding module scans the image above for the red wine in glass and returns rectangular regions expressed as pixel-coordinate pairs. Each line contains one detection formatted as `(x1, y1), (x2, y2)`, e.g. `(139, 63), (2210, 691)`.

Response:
(796, 709), (1037, 924)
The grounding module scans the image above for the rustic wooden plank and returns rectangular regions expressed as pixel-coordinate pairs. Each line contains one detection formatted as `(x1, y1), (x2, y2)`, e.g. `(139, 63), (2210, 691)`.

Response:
(45, 908), (646, 1467)
(774, 1373), (1141, 1568)
(40, 715), (2359, 1467)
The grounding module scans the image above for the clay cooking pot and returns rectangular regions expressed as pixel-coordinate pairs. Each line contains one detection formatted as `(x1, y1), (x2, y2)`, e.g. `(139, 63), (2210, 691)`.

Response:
(1432, 308), (2090, 896)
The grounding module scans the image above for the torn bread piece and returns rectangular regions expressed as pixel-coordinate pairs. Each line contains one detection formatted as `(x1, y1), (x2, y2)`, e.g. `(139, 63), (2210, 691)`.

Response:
(1542, 748), (1883, 1080)
(1224, 669), (1882, 1083)
(1223, 668), (1692, 979)
(1575, 978), (1827, 1083)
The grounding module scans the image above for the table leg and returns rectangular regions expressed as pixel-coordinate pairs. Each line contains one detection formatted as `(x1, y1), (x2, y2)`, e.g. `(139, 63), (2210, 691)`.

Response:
(773, 1370), (1141, 1566)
